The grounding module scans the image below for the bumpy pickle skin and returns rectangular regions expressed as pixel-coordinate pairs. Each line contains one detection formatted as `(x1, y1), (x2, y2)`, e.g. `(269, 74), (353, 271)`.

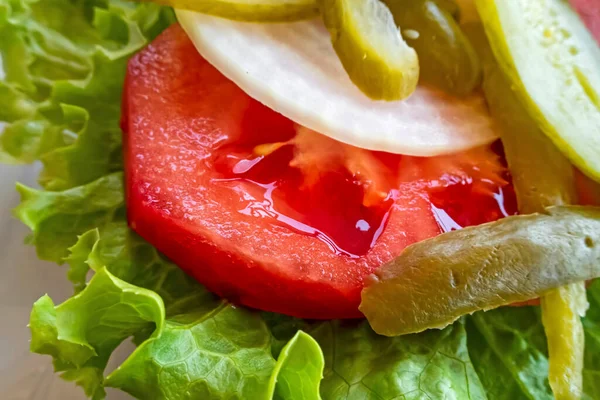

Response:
(475, 0), (600, 183)
(467, 22), (587, 400)
(319, 0), (419, 100)
(140, 0), (319, 22)
(360, 206), (600, 337)
(383, 0), (481, 96)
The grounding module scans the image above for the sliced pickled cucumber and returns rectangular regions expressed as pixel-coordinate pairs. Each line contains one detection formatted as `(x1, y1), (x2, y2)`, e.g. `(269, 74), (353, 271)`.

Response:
(476, 0), (600, 183)
(464, 22), (577, 212)
(384, 0), (481, 95)
(467, 22), (588, 400)
(360, 206), (600, 337)
(144, 0), (319, 22)
(542, 283), (588, 400)
(454, 0), (478, 23)
(319, 0), (419, 100)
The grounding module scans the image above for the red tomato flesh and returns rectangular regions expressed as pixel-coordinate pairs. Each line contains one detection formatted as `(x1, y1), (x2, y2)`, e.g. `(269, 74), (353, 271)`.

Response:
(123, 25), (516, 319)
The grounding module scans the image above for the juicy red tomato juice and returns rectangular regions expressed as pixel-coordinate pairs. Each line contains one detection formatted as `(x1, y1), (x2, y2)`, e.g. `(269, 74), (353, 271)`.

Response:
(212, 131), (516, 259)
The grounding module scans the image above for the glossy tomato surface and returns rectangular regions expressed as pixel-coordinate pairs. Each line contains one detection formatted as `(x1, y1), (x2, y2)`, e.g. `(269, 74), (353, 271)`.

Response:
(123, 24), (515, 318)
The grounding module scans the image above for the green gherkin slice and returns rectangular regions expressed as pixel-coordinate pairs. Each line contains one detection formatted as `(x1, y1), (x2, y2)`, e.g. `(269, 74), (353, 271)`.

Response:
(464, 22), (577, 214)
(360, 206), (600, 337)
(466, 22), (587, 400)
(319, 0), (419, 100)
(476, 0), (600, 183)
(384, 0), (481, 96)
(541, 283), (587, 400)
(142, 0), (319, 22)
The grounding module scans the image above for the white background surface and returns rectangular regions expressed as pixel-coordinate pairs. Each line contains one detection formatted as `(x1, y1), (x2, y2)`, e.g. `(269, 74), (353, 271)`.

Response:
(0, 165), (130, 399)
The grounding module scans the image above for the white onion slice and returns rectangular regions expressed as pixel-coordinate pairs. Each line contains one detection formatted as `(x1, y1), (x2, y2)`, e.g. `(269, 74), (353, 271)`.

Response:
(176, 10), (498, 156)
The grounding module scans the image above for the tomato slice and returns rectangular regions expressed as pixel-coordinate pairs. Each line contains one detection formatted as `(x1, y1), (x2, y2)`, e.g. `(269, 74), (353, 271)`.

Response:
(123, 24), (515, 319)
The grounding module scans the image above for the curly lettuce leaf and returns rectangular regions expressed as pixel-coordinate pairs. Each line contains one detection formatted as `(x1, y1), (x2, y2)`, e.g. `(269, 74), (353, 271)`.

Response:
(30, 267), (164, 399)
(64, 228), (100, 293)
(582, 280), (600, 399)
(69, 220), (217, 312)
(0, 0), (174, 188)
(268, 331), (324, 400)
(30, 267), (277, 400)
(465, 321), (531, 400)
(468, 308), (553, 400)
(14, 172), (124, 262)
(467, 288), (600, 400)
(105, 303), (277, 399)
(311, 319), (486, 400)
